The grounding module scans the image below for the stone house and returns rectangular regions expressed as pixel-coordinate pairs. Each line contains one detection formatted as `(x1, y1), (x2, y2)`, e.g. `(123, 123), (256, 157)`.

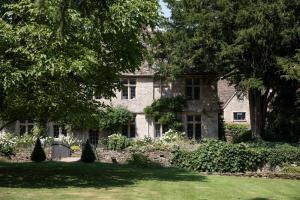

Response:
(1, 64), (220, 143)
(218, 80), (250, 125)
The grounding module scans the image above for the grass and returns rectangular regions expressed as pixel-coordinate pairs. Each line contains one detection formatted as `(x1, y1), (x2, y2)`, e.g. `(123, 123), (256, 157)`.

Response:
(0, 161), (299, 200)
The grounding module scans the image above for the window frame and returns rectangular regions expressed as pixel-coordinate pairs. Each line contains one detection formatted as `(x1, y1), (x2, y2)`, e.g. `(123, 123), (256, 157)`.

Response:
(122, 115), (136, 138)
(121, 78), (136, 100)
(185, 78), (201, 100)
(233, 112), (246, 121)
(19, 120), (35, 136)
(52, 124), (68, 138)
(186, 115), (201, 140)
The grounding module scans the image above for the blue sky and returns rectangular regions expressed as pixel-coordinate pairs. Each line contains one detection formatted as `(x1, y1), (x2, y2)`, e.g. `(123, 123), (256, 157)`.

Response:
(159, 0), (171, 18)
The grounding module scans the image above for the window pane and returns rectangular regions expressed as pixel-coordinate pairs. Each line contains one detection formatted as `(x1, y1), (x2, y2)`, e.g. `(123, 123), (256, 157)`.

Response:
(233, 112), (238, 120)
(89, 130), (99, 146)
(20, 120), (26, 124)
(130, 86), (136, 99)
(241, 112), (246, 120)
(195, 115), (201, 122)
(194, 87), (200, 100)
(162, 125), (169, 133)
(186, 87), (193, 99)
(193, 78), (200, 85)
(53, 125), (59, 138)
(129, 124), (136, 138)
(187, 124), (194, 139)
(187, 115), (194, 122)
(122, 88), (128, 99)
(195, 124), (201, 140)
(122, 125), (128, 137)
(155, 124), (161, 137)
(28, 125), (34, 133)
(62, 128), (67, 136)
(129, 79), (136, 85)
(122, 79), (128, 85)
(20, 125), (26, 136)
(185, 79), (193, 85)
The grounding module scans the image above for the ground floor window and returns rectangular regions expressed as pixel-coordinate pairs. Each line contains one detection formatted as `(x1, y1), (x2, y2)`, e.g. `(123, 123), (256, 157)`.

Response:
(233, 112), (246, 121)
(154, 121), (169, 138)
(89, 130), (99, 146)
(186, 115), (201, 140)
(122, 115), (136, 138)
(19, 120), (34, 136)
(53, 124), (67, 138)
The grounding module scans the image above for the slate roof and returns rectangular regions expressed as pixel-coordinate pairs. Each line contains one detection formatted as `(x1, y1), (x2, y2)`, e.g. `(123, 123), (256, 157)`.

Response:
(218, 79), (236, 107)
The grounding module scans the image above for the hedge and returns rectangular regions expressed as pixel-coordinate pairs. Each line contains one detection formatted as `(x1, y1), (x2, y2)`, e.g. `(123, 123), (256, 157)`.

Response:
(171, 140), (300, 173)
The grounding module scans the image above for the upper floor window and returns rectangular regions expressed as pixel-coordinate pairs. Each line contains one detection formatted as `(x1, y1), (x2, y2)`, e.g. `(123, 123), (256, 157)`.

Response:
(53, 124), (67, 138)
(122, 78), (136, 100)
(122, 115), (136, 138)
(19, 120), (34, 136)
(186, 115), (201, 140)
(233, 112), (246, 121)
(185, 78), (200, 100)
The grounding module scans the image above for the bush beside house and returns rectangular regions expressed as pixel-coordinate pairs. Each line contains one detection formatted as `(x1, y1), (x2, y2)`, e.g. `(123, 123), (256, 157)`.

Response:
(31, 138), (46, 162)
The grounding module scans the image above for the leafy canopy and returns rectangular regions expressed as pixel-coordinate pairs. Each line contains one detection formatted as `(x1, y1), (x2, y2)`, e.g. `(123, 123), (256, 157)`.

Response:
(0, 0), (160, 126)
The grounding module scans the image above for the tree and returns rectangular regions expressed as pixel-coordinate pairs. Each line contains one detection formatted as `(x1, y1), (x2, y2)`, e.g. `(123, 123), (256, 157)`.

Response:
(81, 139), (96, 163)
(0, 0), (160, 131)
(154, 0), (300, 138)
(31, 138), (46, 162)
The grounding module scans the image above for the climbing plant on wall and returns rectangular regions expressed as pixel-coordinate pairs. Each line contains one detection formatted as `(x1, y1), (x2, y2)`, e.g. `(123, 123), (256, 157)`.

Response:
(144, 96), (186, 130)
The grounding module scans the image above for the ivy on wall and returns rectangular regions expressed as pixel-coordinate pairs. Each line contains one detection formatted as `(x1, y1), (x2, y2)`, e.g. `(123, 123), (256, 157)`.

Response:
(144, 96), (187, 130)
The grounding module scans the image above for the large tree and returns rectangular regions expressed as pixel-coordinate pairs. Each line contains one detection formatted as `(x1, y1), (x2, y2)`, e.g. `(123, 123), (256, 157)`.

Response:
(0, 0), (160, 131)
(154, 0), (300, 139)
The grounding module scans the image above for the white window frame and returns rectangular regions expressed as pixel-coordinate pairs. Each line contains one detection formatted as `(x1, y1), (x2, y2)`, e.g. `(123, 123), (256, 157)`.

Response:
(233, 112), (246, 121)
(52, 124), (67, 138)
(154, 121), (169, 138)
(19, 120), (35, 136)
(121, 78), (136, 100)
(186, 115), (201, 139)
(185, 78), (200, 100)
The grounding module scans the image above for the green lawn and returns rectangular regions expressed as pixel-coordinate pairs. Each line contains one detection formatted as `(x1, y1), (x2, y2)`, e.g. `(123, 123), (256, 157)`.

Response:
(0, 162), (299, 200)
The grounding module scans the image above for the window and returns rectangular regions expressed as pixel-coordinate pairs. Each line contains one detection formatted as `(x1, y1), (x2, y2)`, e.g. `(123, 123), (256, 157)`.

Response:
(122, 116), (136, 138)
(122, 78), (136, 99)
(154, 119), (169, 138)
(53, 124), (67, 138)
(89, 130), (99, 146)
(185, 78), (200, 100)
(19, 120), (34, 136)
(186, 115), (201, 140)
(233, 112), (246, 121)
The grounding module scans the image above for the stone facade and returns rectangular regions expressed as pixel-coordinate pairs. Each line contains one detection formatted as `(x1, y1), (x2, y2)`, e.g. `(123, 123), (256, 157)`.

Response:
(218, 80), (250, 125)
(1, 64), (220, 140)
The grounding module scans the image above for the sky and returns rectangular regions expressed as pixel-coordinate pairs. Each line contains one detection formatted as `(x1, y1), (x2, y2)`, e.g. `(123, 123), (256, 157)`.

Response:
(159, 0), (171, 18)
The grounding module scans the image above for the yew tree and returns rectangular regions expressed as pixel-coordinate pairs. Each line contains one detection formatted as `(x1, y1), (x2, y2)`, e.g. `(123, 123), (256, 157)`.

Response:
(0, 0), (160, 130)
(157, 0), (300, 138)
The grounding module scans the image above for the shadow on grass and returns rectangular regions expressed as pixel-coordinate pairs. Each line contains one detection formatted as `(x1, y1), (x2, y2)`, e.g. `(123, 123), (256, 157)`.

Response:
(0, 161), (206, 189)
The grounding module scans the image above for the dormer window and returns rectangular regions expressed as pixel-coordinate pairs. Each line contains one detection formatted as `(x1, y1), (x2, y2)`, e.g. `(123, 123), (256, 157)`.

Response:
(185, 78), (200, 100)
(122, 78), (136, 99)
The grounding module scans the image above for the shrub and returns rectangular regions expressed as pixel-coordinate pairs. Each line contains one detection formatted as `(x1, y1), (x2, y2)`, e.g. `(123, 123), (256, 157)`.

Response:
(282, 164), (300, 174)
(0, 133), (17, 157)
(107, 134), (131, 150)
(71, 145), (81, 152)
(161, 129), (185, 143)
(81, 139), (96, 163)
(31, 138), (46, 162)
(172, 140), (300, 173)
(127, 153), (161, 168)
(225, 123), (251, 143)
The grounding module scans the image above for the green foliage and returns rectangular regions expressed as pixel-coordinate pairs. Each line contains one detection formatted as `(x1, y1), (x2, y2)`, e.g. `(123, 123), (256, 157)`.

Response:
(225, 123), (251, 143)
(172, 140), (300, 173)
(0, 133), (16, 157)
(127, 153), (161, 168)
(0, 0), (160, 128)
(161, 129), (185, 143)
(31, 138), (46, 162)
(81, 139), (96, 163)
(99, 107), (134, 133)
(155, 0), (300, 138)
(70, 145), (81, 152)
(107, 134), (131, 151)
(282, 164), (300, 174)
(144, 96), (186, 130)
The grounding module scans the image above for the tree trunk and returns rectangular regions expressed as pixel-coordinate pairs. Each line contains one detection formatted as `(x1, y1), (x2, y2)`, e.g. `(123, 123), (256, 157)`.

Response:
(248, 88), (268, 139)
